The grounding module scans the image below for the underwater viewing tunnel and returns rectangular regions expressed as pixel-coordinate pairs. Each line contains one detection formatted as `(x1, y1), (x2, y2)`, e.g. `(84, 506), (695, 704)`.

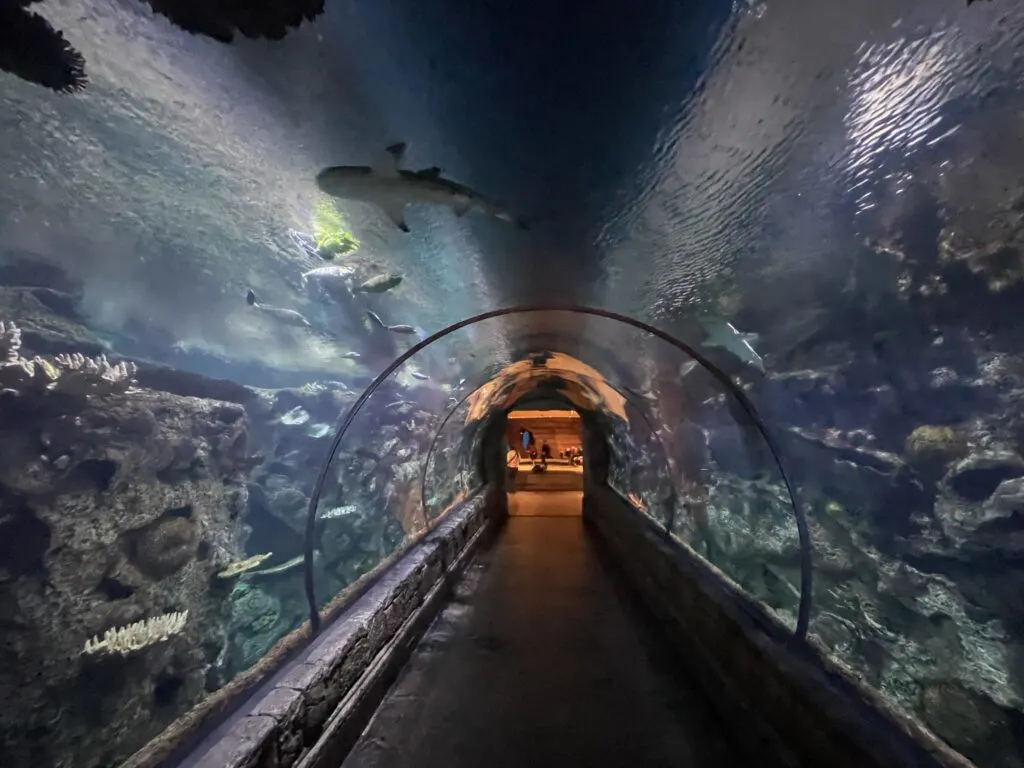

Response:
(2, 0), (1024, 767)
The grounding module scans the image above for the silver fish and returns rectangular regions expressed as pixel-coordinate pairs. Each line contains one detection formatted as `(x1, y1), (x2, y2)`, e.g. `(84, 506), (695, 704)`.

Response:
(388, 324), (417, 334)
(410, 371), (429, 380)
(302, 265), (355, 289)
(316, 143), (528, 233)
(246, 290), (311, 328)
(339, 351), (361, 360)
(355, 273), (403, 294)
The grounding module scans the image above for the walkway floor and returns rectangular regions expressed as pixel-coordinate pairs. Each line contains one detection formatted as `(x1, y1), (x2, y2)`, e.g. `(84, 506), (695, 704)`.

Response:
(341, 492), (743, 768)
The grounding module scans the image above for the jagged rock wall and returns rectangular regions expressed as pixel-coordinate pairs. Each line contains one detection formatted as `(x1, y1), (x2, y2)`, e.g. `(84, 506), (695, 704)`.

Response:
(0, 335), (254, 768)
(0, 320), (467, 767)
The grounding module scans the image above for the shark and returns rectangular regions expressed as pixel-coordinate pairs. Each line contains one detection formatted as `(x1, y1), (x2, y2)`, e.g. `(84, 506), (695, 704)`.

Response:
(697, 317), (765, 373)
(246, 289), (312, 328)
(316, 143), (528, 233)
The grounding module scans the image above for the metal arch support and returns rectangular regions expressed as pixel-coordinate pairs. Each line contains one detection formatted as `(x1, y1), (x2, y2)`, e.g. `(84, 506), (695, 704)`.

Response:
(303, 304), (812, 641)
(416, 367), (680, 526)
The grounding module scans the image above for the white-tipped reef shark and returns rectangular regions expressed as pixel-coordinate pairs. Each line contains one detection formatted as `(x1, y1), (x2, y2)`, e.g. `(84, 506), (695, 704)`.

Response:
(316, 143), (528, 233)
(698, 316), (765, 373)
(246, 289), (312, 328)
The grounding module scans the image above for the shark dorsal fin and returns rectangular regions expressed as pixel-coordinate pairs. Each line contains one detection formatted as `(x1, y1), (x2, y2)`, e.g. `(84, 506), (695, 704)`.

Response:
(414, 166), (442, 180)
(374, 143), (406, 177)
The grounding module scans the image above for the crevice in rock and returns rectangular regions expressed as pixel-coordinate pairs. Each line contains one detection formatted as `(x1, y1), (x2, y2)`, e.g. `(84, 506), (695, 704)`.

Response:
(68, 459), (117, 493)
(96, 576), (136, 601)
(951, 465), (1024, 502)
(153, 674), (185, 709)
(0, 506), (50, 578)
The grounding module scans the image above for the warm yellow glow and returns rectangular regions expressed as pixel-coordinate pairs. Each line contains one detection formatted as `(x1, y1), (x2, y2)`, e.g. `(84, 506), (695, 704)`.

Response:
(509, 410), (580, 420)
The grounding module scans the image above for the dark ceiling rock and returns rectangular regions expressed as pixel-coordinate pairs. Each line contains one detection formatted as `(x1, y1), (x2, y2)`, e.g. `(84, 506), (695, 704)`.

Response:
(0, 3), (87, 94)
(140, 0), (325, 43)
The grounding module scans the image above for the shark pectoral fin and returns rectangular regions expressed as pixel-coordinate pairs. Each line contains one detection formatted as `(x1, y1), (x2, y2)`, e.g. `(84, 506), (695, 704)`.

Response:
(380, 200), (410, 232)
(375, 143), (406, 177)
(452, 197), (471, 217)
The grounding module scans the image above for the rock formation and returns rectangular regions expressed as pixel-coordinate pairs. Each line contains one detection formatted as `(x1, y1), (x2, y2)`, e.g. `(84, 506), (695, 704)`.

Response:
(0, 320), (462, 767)
(676, 184), (1024, 768)
(0, 332), (254, 768)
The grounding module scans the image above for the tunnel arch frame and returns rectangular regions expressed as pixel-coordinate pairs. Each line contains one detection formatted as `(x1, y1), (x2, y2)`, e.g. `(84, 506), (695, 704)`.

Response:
(417, 365), (682, 525)
(303, 305), (812, 639)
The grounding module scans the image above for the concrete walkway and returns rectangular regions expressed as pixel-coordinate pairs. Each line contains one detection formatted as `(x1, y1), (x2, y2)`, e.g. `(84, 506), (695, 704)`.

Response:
(341, 492), (743, 768)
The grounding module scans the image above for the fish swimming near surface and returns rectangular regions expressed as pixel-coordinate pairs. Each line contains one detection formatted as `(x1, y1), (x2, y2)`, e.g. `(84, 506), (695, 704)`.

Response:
(698, 317), (764, 373)
(410, 371), (429, 380)
(246, 289), (312, 328)
(354, 273), (403, 294)
(301, 265), (356, 290)
(339, 351), (361, 359)
(316, 143), (529, 233)
(388, 324), (418, 335)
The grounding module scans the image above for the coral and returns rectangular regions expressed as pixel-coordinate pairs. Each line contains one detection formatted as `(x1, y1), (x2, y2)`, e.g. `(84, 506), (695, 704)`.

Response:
(82, 610), (189, 657)
(51, 352), (137, 395)
(0, 319), (21, 362)
(904, 425), (969, 476)
(216, 552), (273, 578)
(312, 196), (360, 259)
(132, 515), (199, 579)
(0, 381), (254, 768)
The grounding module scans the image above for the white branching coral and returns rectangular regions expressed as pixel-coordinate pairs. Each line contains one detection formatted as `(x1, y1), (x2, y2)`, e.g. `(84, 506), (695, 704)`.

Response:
(0, 327), (138, 397)
(51, 352), (137, 395)
(82, 610), (189, 657)
(0, 320), (21, 362)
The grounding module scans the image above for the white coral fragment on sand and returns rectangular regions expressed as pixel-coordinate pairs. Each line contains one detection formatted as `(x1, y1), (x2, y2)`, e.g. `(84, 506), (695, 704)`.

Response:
(0, 320), (22, 362)
(82, 610), (189, 657)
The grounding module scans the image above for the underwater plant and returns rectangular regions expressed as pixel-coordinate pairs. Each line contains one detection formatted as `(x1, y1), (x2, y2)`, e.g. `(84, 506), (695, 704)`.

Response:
(312, 197), (360, 260)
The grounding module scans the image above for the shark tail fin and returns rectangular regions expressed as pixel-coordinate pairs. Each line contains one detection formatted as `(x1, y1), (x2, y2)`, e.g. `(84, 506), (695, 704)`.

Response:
(246, 289), (257, 306)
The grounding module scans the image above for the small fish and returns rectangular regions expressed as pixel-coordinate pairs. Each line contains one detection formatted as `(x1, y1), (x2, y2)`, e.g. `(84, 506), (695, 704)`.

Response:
(246, 289), (312, 328)
(388, 324), (417, 334)
(316, 143), (528, 233)
(366, 309), (387, 329)
(410, 371), (429, 380)
(339, 351), (361, 360)
(301, 265), (355, 289)
(355, 273), (403, 294)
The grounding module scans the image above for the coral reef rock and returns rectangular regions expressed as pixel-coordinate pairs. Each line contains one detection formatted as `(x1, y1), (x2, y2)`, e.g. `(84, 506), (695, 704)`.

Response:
(0, 340), (254, 768)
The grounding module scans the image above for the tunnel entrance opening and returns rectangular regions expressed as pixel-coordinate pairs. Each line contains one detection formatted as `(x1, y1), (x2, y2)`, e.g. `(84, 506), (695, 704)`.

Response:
(507, 407), (583, 493)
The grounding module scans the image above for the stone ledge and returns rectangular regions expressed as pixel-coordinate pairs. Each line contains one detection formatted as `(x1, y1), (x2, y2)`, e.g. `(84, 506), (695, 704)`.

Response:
(583, 484), (976, 768)
(172, 493), (495, 768)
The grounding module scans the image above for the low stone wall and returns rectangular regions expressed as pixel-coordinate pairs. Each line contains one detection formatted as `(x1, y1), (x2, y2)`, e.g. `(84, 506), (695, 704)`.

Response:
(583, 484), (976, 768)
(162, 492), (500, 768)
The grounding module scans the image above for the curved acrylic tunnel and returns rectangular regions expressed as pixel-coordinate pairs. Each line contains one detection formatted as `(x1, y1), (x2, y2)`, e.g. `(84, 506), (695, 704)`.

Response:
(123, 309), (976, 768)
(301, 307), (809, 640)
